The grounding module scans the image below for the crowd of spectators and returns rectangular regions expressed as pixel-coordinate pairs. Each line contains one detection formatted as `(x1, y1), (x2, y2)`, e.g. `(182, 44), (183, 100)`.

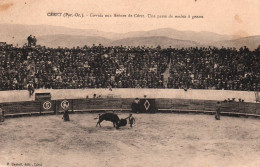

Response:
(0, 41), (259, 91)
(0, 43), (167, 90)
(167, 46), (260, 91)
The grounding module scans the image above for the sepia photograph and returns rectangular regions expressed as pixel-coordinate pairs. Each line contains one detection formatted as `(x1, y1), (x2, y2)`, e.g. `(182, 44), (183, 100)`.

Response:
(0, 0), (260, 167)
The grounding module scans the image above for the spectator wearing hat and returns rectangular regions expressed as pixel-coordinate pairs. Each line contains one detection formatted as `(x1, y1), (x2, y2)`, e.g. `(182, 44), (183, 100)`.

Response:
(27, 35), (32, 47)
(27, 81), (34, 96)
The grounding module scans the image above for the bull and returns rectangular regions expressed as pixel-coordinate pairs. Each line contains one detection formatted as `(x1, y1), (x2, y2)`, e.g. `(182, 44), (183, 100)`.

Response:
(95, 113), (120, 128)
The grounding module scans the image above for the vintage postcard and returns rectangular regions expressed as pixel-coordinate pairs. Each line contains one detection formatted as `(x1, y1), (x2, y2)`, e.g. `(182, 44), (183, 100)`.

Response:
(0, 0), (260, 167)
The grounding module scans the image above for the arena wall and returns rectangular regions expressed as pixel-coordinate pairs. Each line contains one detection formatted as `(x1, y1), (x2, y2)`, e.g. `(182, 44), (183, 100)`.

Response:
(1, 89), (259, 117)
(0, 88), (258, 103)
(1, 98), (260, 117)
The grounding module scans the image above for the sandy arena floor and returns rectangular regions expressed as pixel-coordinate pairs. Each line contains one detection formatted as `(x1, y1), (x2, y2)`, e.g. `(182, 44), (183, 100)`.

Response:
(0, 113), (260, 167)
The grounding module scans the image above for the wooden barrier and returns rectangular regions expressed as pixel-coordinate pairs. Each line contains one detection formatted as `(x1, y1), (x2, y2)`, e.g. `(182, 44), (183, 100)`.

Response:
(187, 100), (205, 110)
(156, 99), (172, 109)
(172, 99), (190, 109)
(1, 98), (260, 118)
(256, 106), (260, 115)
(72, 98), (122, 111)
(2, 101), (40, 116)
(121, 98), (134, 109)
(2, 101), (54, 117)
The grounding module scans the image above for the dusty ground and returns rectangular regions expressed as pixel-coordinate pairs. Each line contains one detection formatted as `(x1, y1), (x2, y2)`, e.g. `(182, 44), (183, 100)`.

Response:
(0, 113), (260, 167)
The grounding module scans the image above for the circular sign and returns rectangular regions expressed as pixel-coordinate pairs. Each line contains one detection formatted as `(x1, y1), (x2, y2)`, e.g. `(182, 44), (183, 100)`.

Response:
(43, 101), (52, 110)
(61, 100), (69, 110)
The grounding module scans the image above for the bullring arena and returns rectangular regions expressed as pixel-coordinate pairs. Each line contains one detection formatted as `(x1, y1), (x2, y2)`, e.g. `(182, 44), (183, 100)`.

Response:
(1, 0), (260, 165)
(1, 35), (260, 167)
(0, 89), (260, 167)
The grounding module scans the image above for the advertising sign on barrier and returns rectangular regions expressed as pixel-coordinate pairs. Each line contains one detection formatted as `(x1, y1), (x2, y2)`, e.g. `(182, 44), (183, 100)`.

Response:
(41, 101), (55, 113)
(61, 100), (70, 110)
(58, 100), (72, 112)
(139, 99), (157, 113)
(43, 101), (52, 110)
